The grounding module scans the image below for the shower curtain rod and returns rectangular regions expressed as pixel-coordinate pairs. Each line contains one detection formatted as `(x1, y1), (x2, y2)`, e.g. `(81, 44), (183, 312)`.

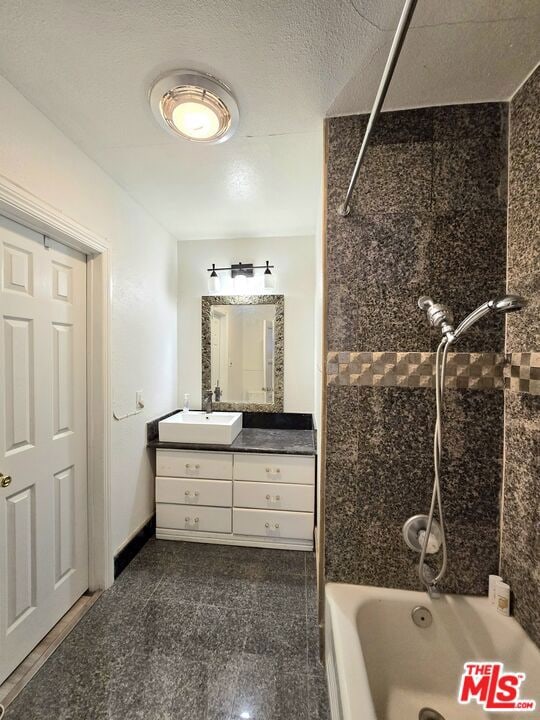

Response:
(337, 0), (418, 217)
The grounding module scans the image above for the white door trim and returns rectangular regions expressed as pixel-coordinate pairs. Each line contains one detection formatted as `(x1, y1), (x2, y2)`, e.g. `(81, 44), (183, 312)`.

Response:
(0, 173), (113, 591)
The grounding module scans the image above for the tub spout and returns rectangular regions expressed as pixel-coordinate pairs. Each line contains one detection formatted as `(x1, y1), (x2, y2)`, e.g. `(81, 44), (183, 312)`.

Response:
(421, 564), (441, 599)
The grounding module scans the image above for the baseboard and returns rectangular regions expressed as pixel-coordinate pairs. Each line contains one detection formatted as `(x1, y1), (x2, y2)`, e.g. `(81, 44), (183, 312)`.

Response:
(114, 515), (155, 578)
(156, 528), (313, 551)
(0, 592), (101, 711)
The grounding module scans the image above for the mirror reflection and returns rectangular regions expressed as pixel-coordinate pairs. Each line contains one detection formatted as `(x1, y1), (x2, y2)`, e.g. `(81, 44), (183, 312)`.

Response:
(210, 304), (275, 404)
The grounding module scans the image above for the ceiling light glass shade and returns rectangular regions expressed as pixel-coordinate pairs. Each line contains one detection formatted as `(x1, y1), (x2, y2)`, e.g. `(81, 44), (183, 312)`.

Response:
(150, 71), (239, 144)
(208, 273), (220, 293)
(163, 87), (229, 141)
(264, 271), (275, 290)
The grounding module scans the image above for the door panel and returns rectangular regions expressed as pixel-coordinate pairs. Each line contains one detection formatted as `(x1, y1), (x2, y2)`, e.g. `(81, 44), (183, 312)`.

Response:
(54, 465), (75, 586)
(52, 323), (74, 437)
(3, 316), (35, 453)
(6, 485), (36, 629)
(2, 242), (33, 295)
(0, 216), (88, 683)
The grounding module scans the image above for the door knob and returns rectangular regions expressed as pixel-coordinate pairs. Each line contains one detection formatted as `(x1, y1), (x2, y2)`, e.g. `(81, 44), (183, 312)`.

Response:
(1, 474), (12, 488)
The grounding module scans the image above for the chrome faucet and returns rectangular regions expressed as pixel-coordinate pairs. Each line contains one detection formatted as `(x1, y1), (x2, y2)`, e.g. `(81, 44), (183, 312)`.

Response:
(202, 389), (213, 414)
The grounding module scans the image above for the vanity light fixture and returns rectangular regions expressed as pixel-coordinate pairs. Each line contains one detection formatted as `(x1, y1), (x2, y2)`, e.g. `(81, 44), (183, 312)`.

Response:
(263, 260), (275, 290)
(208, 263), (220, 293)
(206, 261), (275, 293)
(149, 70), (239, 144)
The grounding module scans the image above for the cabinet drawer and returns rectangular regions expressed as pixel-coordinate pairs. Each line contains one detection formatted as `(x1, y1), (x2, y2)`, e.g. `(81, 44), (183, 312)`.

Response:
(157, 450), (233, 480)
(157, 504), (231, 533)
(234, 481), (314, 512)
(233, 508), (313, 540)
(233, 454), (315, 485)
(156, 477), (232, 507)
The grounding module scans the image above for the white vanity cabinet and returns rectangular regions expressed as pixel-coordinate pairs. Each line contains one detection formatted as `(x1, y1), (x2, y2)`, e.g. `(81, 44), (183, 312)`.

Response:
(155, 449), (315, 550)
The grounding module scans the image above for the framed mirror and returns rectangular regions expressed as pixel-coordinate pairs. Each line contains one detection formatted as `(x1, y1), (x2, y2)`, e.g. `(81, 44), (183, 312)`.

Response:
(202, 295), (284, 412)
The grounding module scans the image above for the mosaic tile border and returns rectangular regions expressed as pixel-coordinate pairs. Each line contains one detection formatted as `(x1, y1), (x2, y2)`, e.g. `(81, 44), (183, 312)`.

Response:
(327, 351), (507, 390)
(504, 352), (540, 395)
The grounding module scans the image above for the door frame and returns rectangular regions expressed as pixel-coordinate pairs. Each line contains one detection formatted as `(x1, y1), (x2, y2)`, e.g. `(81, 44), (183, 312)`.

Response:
(0, 175), (114, 591)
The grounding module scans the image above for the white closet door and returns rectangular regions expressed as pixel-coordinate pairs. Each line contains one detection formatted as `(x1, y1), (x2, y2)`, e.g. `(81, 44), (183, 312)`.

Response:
(0, 216), (88, 683)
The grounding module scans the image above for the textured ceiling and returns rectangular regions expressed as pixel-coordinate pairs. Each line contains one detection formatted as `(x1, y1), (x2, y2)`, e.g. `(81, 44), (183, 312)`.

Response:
(0, 0), (538, 240)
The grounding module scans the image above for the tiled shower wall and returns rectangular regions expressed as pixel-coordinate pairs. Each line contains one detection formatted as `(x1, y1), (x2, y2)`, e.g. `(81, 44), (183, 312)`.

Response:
(324, 103), (509, 594)
(500, 67), (540, 646)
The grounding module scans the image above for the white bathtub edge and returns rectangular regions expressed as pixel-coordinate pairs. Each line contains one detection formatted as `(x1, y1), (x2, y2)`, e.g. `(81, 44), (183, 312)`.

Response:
(325, 583), (378, 720)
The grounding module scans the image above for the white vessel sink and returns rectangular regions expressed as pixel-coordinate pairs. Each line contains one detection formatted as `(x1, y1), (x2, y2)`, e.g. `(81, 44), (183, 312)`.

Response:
(158, 411), (242, 445)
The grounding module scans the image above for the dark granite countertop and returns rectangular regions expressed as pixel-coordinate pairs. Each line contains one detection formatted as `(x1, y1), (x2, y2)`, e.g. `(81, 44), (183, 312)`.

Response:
(148, 428), (316, 456)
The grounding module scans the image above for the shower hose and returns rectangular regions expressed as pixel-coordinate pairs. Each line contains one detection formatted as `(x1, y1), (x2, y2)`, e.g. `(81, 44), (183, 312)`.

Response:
(418, 337), (450, 591)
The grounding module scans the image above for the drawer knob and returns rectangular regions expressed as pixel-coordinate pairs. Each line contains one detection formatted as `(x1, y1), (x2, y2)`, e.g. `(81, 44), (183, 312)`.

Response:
(276, 495), (280, 501)
(185, 463), (191, 469)
(194, 491), (199, 497)
(195, 464), (200, 469)
(265, 522), (270, 528)
(265, 467), (270, 472)
(185, 490), (190, 496)
(185, 517), (190, 522)
(194, 517), (199, 523)
(266, 494), (271, 500)
(276, 468), (280, 473)
(275, 523), (279, 529)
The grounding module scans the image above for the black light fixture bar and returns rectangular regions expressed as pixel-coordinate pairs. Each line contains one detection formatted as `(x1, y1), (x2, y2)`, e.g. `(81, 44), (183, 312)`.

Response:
(207, 261), (275, 277)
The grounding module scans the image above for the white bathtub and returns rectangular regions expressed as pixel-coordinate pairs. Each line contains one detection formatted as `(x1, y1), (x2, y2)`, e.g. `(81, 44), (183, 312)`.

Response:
(325, 583), (540, 720)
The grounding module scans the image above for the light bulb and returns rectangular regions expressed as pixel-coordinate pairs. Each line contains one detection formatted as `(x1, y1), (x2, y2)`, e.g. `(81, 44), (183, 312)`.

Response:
(172, 101), (220, 140)
(264, 272), (275, 290)
(208, 274), (220, 293)
(234, 274), (247, 292)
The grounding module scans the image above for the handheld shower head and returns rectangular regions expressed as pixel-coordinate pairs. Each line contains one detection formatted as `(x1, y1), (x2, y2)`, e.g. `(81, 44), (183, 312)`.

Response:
(453, 295), (525, 340)
(487, 295), (524, 313)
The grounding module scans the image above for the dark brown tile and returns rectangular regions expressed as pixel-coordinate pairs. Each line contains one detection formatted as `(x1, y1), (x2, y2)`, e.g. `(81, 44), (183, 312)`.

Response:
(324, 385), (504, 593)
(328, 107), (433, 149)
(340, 141), (433, 215)
(506, 273), (540, 353)
(331, 212), (432, 287)
(432, 136), (507, 213)
(441, 389), (504, 525)
(439, 523), (500, 595)
(433, 103), (507, 142)
(356, 283), (432, 352)
(427, 209), (507, 286)
(500, 395), (540, 646)
(508, 67), (540, 281)
(326, 281), (359, 350)
(325, 515), (421, 590)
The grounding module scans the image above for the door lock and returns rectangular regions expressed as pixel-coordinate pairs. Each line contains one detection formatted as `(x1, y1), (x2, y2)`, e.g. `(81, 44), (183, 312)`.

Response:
(0, 474), (12, 488)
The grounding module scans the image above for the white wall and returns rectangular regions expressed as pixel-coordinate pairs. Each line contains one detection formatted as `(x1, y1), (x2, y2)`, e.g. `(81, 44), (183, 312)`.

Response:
(0, 74), (178, 553)
(178, 236), (315, 413)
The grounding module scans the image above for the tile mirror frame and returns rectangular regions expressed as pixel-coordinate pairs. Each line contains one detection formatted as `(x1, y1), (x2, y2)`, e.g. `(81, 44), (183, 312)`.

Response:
(201, 294), (284, 412)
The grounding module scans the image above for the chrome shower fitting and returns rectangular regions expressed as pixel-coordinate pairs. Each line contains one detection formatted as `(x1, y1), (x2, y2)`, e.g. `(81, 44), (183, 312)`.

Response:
(452, 295), (524, 340)
(419, 295), (525, 345)
(417, 297), (454, 340)
(414, 294), (525, 596)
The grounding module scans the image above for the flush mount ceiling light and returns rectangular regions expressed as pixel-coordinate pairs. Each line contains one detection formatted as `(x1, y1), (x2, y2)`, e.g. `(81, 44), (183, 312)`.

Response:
(149, 70), (239, 143)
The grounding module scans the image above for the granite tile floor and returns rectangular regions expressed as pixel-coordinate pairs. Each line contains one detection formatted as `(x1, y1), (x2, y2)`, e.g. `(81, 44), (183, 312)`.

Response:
(5, 539), (329, 720)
